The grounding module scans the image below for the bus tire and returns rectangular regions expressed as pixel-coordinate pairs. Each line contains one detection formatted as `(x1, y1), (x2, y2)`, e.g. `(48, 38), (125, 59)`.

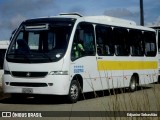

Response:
(129, 76), (138, 92)
(68, 80), (80, 103)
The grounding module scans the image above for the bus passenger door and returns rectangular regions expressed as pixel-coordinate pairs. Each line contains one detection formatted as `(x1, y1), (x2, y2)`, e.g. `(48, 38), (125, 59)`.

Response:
(70, 22), (99, 92)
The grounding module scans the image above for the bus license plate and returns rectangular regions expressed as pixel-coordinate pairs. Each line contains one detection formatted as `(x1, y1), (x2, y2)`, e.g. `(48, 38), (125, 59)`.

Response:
(22, 88), (33, 94)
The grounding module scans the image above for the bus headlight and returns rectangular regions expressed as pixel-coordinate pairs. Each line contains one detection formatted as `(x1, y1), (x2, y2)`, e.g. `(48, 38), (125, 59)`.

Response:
(49, 71), (68, 75)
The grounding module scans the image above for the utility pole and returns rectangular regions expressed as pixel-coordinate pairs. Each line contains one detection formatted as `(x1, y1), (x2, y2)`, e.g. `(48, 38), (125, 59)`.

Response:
(140, 0), (144, 26)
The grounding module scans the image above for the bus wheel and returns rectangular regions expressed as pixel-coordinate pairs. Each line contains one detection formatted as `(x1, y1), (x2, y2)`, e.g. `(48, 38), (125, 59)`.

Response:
(68, 80), (80, 103)
(129, 76), (138, 92)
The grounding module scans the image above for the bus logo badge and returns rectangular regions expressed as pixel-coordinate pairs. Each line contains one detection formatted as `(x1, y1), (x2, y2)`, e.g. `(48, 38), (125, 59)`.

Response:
(26, 72), (31, 77)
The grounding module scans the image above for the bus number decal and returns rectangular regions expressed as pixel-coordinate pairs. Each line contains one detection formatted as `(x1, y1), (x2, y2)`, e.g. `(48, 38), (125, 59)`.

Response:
(74, 66), (84, 73)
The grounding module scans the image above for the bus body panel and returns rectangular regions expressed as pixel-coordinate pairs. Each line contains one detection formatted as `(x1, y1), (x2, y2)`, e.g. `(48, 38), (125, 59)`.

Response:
(5, 60), (64, 72)
(70, 56), (158, 93)
(70, 56), (100, 92)
(2, 73), (70, 95)
(3, 57), (71, 95)
(149, 26), (160, 76)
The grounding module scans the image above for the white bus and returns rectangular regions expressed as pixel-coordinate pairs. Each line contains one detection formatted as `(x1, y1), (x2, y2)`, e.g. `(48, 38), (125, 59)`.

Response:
(2, 13), (158, 103)
(0, 40), (9, 81)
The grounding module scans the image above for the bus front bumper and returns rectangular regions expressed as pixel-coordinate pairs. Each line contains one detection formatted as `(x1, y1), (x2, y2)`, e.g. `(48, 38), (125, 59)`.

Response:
(2, 74), (70, 95)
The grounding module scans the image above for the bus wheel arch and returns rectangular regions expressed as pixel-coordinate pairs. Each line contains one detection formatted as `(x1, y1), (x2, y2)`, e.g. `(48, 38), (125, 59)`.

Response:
(68, 74), (83, 103)
(129, 73), (139, 92)
(72, 74), (83, 92)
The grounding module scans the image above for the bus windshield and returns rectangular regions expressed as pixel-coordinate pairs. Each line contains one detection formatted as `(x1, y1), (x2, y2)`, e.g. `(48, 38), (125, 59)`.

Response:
(7, 18), (76, 63)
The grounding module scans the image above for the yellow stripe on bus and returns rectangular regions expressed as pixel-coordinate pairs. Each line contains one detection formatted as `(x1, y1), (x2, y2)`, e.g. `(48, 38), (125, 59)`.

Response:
(97, 61), (158, 70)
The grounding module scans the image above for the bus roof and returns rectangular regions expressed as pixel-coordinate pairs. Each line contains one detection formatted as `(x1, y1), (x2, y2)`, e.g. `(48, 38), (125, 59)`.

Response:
(58, 13), (136, 25)
(23, 13), (155, 32)
(149, 25), (160, 29)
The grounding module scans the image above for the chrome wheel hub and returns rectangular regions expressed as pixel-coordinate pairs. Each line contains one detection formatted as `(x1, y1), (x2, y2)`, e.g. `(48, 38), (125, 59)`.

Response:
(70, 84), (78, 99)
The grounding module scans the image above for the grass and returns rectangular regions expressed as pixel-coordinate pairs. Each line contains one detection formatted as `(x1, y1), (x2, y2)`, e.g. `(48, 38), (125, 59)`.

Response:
(77, 72), (160, 120)
(0, 85), (10, 100)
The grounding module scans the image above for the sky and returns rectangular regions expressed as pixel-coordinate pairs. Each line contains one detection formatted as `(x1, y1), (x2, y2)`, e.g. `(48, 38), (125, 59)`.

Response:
(0, 0), (160, 40)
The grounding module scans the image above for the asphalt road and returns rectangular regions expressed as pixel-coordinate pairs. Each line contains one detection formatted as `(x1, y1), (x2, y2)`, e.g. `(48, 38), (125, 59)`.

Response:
(0, 83), (160, 120)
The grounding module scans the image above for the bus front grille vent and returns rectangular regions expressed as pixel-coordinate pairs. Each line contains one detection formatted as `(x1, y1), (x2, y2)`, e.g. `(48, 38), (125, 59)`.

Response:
(11, 71), (48, 78)
(10, 82), (48, 87)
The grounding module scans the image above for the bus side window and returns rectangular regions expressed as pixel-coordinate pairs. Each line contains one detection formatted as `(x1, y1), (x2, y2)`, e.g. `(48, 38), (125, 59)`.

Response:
(143, 31), (157, 57)
(96, 25), (114, 56)
(158, 31), (160, 53)
(113, 27), (129, 56)
(71, 22), (95, 60)
(158, 30), (160, 53)
(129, 29), (144, 56)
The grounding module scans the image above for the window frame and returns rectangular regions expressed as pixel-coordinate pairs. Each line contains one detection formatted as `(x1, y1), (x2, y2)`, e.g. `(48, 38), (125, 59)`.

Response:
(113, 27), (130, 56)
(95, 24), (114, 56)
(71, 22), (96, 61)
(129, 29), (144, 56)
(143, 31), (157, 57)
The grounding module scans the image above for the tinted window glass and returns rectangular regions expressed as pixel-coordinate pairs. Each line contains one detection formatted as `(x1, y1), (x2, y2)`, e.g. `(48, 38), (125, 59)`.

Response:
(158, 30), (160, 53)
(96, 25), (114, 56)
(113, 27), (129, 56)
(143, 31), (157, 56)
(129, 29), (144, 56)
(7, 19), (75, 63)
(71, 22), (95, 60)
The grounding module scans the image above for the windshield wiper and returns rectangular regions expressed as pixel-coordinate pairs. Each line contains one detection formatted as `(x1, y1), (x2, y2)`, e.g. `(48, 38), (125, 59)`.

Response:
(8, 53), (32, 63)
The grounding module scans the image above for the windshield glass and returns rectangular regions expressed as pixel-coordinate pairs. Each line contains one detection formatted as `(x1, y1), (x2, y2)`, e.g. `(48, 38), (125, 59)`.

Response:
(7, 18), (76, 63)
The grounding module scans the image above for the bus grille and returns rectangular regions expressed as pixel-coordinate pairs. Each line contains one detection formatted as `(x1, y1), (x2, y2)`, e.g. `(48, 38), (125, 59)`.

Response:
(9, 82), (48, 87)
(11, 71), (48, 78)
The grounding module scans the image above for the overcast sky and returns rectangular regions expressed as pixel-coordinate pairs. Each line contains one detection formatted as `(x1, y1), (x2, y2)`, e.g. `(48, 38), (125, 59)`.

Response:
(0, 0), (160, 40)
